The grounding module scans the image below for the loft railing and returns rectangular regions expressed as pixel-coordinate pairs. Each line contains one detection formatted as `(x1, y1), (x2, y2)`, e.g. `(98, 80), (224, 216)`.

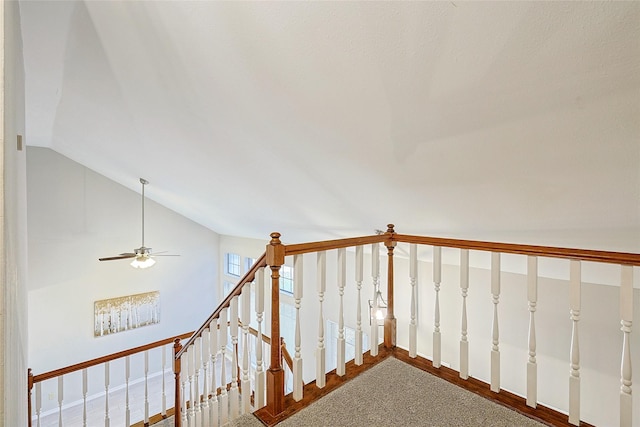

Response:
(182, 224), (635, 427)
(27, 225), (639, 427)
(27, 332), (192, 427)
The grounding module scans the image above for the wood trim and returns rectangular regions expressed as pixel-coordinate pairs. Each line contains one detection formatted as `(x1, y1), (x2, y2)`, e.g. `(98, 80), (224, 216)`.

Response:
(284, 235), (386, 256)
(254, 346), (393, 426)
(280, 338), (293, 371)
(255, 346), (596, 427)
(31, 332), (193, 383)
(394, 234), (640, 265)
(130, 406), (176, 427)
(281, 230), (640, 265)
(392, 348), (596, 427)
(384, 225), (396, 348)
(27, 369), (33, 427)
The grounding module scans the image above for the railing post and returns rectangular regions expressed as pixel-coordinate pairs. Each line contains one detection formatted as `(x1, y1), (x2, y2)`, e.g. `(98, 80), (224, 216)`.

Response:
(27, 368), (33, 427)
(384, 224), (397, 349)
(266, 232), (285, 416)
(173, 338), (182, 427)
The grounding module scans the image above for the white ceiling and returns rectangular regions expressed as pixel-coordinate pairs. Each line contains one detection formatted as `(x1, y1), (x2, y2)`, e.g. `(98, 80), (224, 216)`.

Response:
(19, 1), (640, 250)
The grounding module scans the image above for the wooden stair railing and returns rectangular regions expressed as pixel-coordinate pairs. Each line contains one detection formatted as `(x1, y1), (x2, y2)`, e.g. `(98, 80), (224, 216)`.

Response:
(26, 323), (290, 427)
(173, 252), (271, 426)
(27, 331), (192, 427)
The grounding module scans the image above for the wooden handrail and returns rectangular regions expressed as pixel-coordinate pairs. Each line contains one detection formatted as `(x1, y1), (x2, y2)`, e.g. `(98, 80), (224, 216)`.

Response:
(394, 234), (640, 266)
(282, 231), (640, 266)
(280, 338), (293, 371)
(284, 234), (386, 256)
(31, 331), (193, 384)
(176, 253), (268, 359)
(169, 226), (640, 425)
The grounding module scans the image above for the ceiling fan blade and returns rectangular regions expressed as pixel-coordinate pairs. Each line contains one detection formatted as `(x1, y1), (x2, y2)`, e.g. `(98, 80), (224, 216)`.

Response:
(148, 250), (179, 257)
(99, 254), (137, 261)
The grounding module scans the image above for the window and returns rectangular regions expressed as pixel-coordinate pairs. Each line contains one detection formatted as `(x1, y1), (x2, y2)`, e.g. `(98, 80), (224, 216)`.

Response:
(225, 253), (241, 277)
(279, 265), (294, 295)
(245, 257), (257, 272)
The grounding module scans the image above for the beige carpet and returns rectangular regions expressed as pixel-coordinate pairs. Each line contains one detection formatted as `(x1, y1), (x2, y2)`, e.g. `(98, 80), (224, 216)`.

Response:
(157, 357), (547, 426)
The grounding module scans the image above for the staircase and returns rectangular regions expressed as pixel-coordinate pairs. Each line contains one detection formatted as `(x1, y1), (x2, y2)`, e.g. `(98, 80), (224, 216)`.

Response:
(29, 225), (640, 427)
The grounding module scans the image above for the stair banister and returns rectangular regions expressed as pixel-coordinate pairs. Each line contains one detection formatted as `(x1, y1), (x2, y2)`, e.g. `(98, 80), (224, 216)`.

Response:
(384, 224), (397, 349)
(172, 338), (182, 427)
(265, 232), (286, 415)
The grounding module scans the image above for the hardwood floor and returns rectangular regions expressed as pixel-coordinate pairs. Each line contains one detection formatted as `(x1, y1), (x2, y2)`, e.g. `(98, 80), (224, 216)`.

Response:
(33, 369), (175, 427)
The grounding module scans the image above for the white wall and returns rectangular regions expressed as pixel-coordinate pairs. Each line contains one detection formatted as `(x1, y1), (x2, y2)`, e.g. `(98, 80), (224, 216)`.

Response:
(27, 148), (220, 409)
(1, 1), (28, 425)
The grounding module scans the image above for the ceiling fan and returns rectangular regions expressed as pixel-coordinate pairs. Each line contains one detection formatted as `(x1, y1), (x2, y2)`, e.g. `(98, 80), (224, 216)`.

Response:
(99, 178), (179, 269)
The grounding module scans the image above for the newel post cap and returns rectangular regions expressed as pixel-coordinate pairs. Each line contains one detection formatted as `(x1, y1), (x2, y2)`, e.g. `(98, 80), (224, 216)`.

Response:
(266, 232), (285, 266)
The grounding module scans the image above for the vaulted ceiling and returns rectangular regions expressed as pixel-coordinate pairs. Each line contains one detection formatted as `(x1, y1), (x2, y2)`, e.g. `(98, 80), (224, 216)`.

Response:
(19, 1), (640, 249)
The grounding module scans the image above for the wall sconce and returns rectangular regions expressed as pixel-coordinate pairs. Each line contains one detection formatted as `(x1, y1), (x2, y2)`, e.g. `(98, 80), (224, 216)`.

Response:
(368, 287), (387, 326)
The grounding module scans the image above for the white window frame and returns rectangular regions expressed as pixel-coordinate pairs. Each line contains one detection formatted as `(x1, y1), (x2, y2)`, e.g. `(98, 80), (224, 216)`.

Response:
(225, 253), (241, 277)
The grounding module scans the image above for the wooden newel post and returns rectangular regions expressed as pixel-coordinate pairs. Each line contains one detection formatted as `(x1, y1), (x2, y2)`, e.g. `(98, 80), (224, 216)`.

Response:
(266, 232), (285, 416)
(384, 224), (397, 349)
(173, 338), (183, 427)
(27, 368), (33, 427)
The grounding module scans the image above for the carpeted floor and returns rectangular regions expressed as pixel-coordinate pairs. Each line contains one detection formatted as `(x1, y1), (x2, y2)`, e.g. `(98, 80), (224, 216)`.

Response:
(157, 357), (547, 426)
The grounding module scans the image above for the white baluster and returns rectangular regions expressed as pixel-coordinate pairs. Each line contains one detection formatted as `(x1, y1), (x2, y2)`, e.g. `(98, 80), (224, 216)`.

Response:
(433, 246), (442, 368)
(229, 297), (239, 419)
(209, 319), (219, 426)
(219, 308), (229, 425)
(124, 357), (130, 426)
(527, 255), (538, 408)
(460, 249), (470, 379)
(201, 331), (210, 427)
(371, 243), (380, 357)
(337, 247), (347, 376)
(241, 284), (251, 413)
(409, 244), (418, 358)
(162, 345), (167, 418)
(35, 382), (42, 427)
(82, 368), (88, 427)
(104, 362), (110, 427)
(355, 245), (364, 365)
(293, 254), (304, 400)
(144, 350), (151, 425)
(620, 265), (634, 427)
(317, 251), (327, 387)
(187, 346), (195, 424)
(490, 252), (501, 393)
(193, 338), (202, 426)
(569, 260), (581, 425)
(255, 268), (266, 408)
(57, 375), (64, 427)
(180, 353), (188, 426)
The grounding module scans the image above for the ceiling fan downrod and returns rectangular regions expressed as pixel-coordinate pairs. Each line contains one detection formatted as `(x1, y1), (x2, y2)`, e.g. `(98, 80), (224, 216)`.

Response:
(140, 178), (148, 248)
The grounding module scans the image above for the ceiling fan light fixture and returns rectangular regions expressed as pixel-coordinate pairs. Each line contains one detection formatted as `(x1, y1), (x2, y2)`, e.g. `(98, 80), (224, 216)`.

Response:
(99, 179), (179, 267)
(131, 256), (156, 269)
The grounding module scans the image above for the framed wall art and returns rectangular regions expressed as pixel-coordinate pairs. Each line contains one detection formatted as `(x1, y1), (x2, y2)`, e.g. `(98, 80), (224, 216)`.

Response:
(94, 291), (160, 337)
